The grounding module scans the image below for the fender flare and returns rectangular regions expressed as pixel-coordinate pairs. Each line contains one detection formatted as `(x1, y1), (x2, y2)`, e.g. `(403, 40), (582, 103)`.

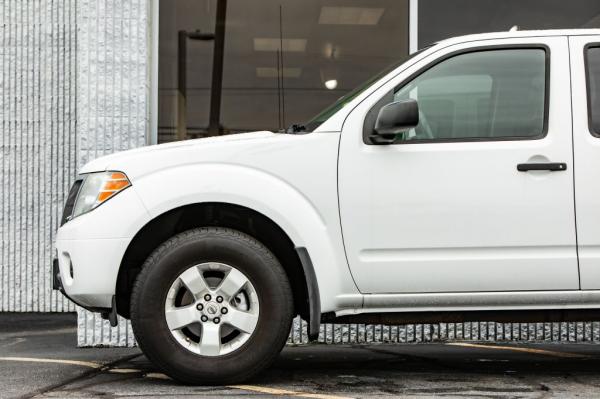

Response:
(131, 163), (358, 317)
(295, 247), (320, 340)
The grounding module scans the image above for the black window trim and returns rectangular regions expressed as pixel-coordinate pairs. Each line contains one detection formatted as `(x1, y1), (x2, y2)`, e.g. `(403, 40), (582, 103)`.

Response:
(363, 44), (551, 145)
(584, 42), (600, 137)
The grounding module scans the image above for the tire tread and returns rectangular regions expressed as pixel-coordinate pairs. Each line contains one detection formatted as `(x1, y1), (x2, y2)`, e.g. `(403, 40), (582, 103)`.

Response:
(130, 227), (293, 384)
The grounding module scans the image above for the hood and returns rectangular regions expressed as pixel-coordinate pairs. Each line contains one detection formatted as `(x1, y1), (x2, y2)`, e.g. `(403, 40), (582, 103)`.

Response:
(80, 131), (278, 175)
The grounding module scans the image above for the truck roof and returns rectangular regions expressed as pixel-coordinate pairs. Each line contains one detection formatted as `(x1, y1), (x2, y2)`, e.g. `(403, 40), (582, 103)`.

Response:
(437, 29), (600, 47)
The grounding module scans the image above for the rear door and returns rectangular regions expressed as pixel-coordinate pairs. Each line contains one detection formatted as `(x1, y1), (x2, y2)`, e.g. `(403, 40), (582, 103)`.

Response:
(569, 35), (600, 289)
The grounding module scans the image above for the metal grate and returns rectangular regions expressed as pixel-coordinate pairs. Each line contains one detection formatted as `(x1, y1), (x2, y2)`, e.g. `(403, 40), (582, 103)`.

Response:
(76, 316), (600, 347)
(287, 318), (600, 345)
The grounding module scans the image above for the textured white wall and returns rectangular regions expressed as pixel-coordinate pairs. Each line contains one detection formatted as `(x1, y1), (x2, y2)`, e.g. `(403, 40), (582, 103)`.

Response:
(1, 0), (77, 313)
(75, 0), (152, 347)
(0, 0), (150, 344)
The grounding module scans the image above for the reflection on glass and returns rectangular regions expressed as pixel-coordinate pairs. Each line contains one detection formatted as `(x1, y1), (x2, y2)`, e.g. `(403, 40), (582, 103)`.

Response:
(391, 49), (546, 141)
(158, 0), (410, 142)
(304, 48), (429, 132)
(586, 47), (600, 134)
(419, 0), (600, 48)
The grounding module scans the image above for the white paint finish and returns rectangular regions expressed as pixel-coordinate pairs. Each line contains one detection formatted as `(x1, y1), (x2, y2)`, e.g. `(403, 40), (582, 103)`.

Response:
(56, 187), (150, 308)
(65, 131), (358, 313)
(338, 36), (579, 293)
(80, 131), (274, 174)
(568, 35), (600, 289)
(358, 290), (600, 314)
(55, 234), (135, 308)
(55, 187), (151, 240)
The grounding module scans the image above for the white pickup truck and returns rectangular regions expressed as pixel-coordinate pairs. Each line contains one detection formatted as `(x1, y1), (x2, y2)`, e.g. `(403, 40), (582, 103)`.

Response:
(54, 29), (600, 384)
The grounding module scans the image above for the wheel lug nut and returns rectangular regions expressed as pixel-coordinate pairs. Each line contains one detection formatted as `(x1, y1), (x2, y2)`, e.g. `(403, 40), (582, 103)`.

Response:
(196, 303), (203, 311)
(213, 317), (220, 324)
(216, 296), (223, 303)
(201, 315), (208, 322)
(221, 307), (228, 314)
(204, 294), (211, 301)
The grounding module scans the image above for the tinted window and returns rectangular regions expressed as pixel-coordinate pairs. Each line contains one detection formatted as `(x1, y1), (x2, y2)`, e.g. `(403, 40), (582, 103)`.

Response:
(366, 48), (547, 143)
(419, 0), (600, 48)
(587, 46), (600, 135)
(158, 0), (410, 143)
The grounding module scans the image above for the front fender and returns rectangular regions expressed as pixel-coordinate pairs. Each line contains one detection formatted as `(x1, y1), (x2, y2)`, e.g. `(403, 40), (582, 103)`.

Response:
(133, 163), (360, 312)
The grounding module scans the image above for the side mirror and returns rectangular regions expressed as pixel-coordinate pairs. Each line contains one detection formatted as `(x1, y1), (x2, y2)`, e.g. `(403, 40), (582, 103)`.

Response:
(370, 99), (419, 144)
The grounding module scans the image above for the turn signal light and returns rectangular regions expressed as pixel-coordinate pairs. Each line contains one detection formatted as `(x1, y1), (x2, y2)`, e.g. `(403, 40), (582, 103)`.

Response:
(97, 172), (131, 204)
(71, 171), (132, 219)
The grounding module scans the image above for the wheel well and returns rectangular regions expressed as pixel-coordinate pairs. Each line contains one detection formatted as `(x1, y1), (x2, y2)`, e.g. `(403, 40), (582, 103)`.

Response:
(116, 203), (309, 321)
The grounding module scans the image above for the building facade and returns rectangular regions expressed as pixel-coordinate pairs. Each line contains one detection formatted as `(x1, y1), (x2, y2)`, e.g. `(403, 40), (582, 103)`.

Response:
(2, 0), (600, 346)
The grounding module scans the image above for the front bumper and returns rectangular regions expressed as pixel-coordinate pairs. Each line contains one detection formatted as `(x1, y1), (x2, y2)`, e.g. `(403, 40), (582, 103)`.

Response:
(53, 184), (151, 311)
(54, 237), (130, 309)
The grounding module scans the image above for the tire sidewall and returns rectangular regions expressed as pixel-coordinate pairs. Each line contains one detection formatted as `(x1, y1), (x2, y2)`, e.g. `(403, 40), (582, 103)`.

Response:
(131, 228), (293, 384)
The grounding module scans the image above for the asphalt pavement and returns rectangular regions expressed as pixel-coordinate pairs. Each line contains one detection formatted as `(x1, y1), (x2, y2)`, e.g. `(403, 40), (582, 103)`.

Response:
(3, 313), (600, 398)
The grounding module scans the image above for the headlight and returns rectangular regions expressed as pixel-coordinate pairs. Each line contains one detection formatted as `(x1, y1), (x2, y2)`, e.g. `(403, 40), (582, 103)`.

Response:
(71, 171), (131, 218)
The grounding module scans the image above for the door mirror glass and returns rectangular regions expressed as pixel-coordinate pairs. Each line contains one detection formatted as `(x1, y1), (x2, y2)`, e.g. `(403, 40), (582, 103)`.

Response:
(371, 99), (419, 144)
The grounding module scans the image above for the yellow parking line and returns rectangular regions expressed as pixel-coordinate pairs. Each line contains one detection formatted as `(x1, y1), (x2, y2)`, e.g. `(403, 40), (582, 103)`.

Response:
(0, 359), (352, 398)
(446, 342), (589, 358)
(229, 385), (354, 399)
(0, 356), (102, 368)
(145, 372), (171, 380)
(109, 368), (141, 374)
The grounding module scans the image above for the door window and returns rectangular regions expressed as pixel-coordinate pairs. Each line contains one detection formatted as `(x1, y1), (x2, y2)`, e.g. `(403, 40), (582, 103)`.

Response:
(365, 48), (548, 143)
(586, 45), (600, 135)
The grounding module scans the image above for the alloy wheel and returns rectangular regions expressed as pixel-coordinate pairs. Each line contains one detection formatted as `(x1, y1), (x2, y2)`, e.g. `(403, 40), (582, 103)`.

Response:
(164, 262), (259, 356)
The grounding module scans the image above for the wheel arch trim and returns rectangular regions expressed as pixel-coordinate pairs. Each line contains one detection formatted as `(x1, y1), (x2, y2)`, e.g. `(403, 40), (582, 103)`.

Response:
(129, 163), (359, 311)
(295, 247), (321, 341)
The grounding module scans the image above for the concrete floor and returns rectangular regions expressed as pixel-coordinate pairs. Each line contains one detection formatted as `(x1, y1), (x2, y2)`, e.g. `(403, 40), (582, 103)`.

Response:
(3, 314), (600, 398)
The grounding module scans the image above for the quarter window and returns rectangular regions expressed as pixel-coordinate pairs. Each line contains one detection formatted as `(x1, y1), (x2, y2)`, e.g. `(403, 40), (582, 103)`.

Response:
(365, 48), (548, 143)
(586, 46), (600, 136)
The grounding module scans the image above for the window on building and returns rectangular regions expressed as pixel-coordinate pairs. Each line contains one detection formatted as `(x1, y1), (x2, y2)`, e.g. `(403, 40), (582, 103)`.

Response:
(418, 0), (600, 48)
(158, 0), (410, 143)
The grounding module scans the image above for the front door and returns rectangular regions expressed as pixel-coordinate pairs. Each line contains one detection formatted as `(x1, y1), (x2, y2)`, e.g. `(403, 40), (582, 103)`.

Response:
(338, 37), (579, 293)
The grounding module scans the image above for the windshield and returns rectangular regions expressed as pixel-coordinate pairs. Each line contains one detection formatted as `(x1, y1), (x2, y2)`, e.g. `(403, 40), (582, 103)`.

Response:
(303, 49), (428, 132)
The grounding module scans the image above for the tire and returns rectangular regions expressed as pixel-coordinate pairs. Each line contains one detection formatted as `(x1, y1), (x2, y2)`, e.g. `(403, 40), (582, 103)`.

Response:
(130, 227), (294, 384)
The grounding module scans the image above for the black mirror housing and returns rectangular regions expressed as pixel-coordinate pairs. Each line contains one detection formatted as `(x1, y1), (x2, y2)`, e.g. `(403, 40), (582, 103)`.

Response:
(371, 99), (419, 144)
